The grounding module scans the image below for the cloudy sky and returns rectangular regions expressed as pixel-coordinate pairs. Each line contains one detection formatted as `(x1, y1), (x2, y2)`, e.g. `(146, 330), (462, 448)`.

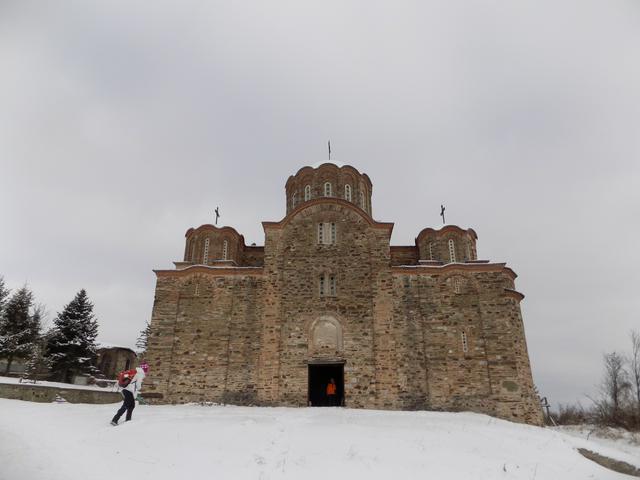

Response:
(1, 1), (639, 406)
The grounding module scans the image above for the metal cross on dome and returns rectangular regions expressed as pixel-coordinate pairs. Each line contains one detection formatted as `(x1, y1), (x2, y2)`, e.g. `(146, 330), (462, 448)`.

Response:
(440, 204), (446, 224)
(215, 207), (220, 225)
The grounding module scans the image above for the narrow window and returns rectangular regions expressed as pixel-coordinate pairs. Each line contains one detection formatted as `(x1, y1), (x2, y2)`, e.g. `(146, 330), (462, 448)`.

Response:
(329, 275), (336, 296)
(461, 332), (468, 353)
(305, 185), (311, 201)
(453, 277), (461, 294)
(324, 182), (332, 197)
(360, 191), (365, 209)
(448, 239), (456, 263)
(292, 192), (298, 208)
(318, 223), (337, 245)
(319, 275), (325, 296)
(428, 242), (434, 261)
(190, 242), (196, 262)
(194, 282), (200, 297)
(203, 238), (210, 264)
(223, 240), (228, 260)
(345, 184), (352, 201)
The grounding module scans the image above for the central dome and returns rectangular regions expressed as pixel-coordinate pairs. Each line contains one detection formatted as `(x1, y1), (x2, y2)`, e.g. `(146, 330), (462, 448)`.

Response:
(285, 163), (373, 216)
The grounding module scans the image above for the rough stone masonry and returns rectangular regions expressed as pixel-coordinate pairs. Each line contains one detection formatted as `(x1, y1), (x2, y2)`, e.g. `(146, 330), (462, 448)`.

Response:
(143, 162), (543, 425)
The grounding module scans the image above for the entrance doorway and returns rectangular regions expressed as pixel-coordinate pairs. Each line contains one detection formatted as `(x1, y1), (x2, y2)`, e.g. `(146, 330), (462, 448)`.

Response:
(308, 363), (344, 407)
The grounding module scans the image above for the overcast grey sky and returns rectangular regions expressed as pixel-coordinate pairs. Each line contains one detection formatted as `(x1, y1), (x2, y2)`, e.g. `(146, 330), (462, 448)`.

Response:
(1, 1), (639, 406)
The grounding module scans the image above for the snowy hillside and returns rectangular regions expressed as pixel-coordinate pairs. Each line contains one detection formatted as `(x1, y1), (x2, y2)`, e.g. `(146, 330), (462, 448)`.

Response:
(1, 399), (638, 480)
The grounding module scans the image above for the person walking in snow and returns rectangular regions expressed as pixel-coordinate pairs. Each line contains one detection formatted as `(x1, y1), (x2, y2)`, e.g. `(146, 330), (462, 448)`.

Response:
(111, 361), (149, 425)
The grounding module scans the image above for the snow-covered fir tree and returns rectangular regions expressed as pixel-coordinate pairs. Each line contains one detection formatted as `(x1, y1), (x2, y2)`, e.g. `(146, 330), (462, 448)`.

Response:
(46, 289), (99, 382)
(0, 285), (39, 375)
(22, 306), (52, 382)
(0, 276), (10, 318)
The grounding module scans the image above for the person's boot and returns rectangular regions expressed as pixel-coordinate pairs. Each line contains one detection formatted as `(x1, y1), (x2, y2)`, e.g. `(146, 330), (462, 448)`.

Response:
(111, 417), (119, 426)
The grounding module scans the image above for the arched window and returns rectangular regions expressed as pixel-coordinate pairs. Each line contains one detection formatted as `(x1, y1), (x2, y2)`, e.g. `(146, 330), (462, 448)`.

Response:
(222, 240), (228, 260)
(304, 185), (311, 201)
(324, 182), (332, 197)
(203, 238), (210, 264)
(190, 242), (196, 262)
(448, 239), (456, 263)
(292, 192), (298, 208)
(359, 191), (365, 209)
(345, 184), (352, 201)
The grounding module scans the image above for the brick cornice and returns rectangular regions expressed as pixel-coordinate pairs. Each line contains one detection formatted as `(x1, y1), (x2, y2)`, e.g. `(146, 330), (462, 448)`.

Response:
(286, 163), (373, 188)
(504, 288), (525, 302)
(262, 198), (394, 232)
(391, 262), (517, 280)
(184, 225), (246, 244)
(415, 225), (478, 244)
(154, 265), (264, 278)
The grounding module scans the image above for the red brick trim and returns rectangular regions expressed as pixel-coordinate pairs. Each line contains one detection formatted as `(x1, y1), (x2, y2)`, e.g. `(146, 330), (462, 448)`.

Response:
(154, 265), (264, 277)
(184, 225), (246, 243)
(391, 262), (517, 280)
(286, 163), (372, 188)
(504, 288), (525, 301)
(415, 225), (478, 244)
(262, 198), (394, 231)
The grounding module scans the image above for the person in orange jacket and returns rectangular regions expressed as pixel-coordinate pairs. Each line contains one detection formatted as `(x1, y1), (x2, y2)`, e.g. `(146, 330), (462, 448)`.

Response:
(326, 378), (337, 406)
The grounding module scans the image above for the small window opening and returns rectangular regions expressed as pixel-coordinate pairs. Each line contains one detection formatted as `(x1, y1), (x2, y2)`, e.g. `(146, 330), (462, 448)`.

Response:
(324, 182), (332, 197)
(305, 185), (311, 201)
(318, 223), (324, 244)
(223, 240), (228, 260)
(292, 192), (298, 208)
(454, 277), (461, 294)
(195, 282), (200, 297)
(319, 275), (325, 296)
(461, 332), (468, 353)
(428, 242), (434, 261)
(329, 275), (336, 296)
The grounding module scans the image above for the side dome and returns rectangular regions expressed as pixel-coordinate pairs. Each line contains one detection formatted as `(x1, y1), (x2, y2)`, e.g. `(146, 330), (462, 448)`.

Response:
(284, 162), (373, 216)
(416, 226), (478, 264)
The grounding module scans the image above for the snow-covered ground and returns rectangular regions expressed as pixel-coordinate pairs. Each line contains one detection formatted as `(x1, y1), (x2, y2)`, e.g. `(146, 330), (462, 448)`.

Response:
(1, 399), (639, 480)
(553, 425), (640, 462)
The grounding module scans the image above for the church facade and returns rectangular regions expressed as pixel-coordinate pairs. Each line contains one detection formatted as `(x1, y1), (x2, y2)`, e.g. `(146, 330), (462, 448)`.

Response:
(143, 163), (543, 425)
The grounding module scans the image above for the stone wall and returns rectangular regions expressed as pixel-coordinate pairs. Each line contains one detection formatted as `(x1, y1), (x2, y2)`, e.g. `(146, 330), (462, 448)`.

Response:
(0, 383), (121, 404)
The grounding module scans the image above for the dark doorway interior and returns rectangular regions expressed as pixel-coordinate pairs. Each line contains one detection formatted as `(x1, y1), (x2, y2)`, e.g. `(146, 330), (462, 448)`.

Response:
(308, 363), (344, 407)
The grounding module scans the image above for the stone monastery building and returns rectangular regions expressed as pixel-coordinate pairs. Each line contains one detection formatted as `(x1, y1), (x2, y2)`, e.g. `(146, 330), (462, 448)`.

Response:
(144, 162), (543, 425)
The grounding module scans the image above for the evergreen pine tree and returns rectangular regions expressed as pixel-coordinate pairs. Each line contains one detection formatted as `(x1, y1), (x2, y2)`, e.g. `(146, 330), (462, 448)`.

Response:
(135, 321), (152, 355)
(0, 276), (10, 316)
(46, 289), (99, 383)
(22, 306), (51, 382)
(0, 285), (39, 375)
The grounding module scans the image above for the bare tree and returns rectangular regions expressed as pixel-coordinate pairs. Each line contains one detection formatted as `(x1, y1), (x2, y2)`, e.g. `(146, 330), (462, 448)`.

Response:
(598, 351), (631, 425)
(630, 330), (640, 416)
